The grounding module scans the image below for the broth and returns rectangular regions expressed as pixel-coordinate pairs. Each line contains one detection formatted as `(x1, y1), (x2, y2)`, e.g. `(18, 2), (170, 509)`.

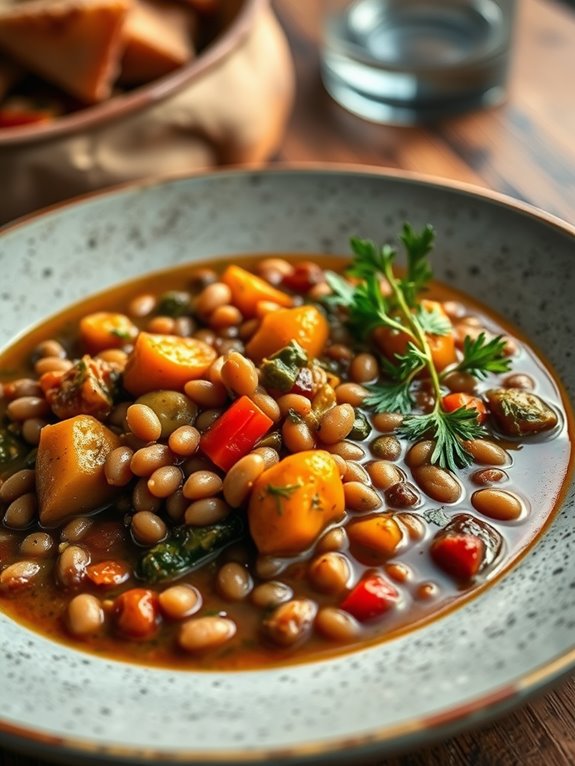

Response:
(0, 253), (572, 670)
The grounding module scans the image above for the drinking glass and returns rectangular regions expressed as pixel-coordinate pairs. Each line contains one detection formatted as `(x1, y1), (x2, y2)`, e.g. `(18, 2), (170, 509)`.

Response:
(321, 0), (517, 124)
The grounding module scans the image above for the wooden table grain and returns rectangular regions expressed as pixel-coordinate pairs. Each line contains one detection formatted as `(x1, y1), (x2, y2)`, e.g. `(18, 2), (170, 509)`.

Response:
(274, 0), (575, 225)
(1, 1), (574, 765)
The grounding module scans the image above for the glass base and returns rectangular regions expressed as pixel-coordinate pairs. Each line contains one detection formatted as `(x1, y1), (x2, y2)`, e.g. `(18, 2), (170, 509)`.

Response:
(321, 62), (507, 125)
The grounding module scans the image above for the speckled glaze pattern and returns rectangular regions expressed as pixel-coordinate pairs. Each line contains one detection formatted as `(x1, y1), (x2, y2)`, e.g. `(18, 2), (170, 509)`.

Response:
(0, 169), (573, 765)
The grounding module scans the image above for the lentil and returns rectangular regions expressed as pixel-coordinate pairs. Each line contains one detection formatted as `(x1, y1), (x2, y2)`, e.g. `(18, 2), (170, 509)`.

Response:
(131, 444), (173, 477)
(20, 532), (55, 558)
(349, 353), (379, 383)
(168, 425), (200, 457)
(56, 545), (90, 588)
(384, 482), (420, 508)
(105, 446), (134, 486)
(366, 460), (404, 490)
(0, 561), (41, 591)
(4, 493), (37, 529)
(308, 552), (351, 593)
(262, 599), (317, 647)
(371, 435), (401, 461)
(335, 382), (369, 406)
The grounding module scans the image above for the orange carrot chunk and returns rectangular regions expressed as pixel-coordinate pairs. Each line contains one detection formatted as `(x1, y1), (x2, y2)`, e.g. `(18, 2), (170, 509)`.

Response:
(80, 312), (139, 354)
(442, 392), (488, 424)
(374, 300), (457, 372)
(246, 305), (329, 362)
(122, 332), (216, 396)
(86, 560), (130, 588)
(221, 264), (293, 317)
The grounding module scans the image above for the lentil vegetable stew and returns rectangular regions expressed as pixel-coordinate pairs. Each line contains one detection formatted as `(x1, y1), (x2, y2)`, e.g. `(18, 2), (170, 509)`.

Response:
(0, 226), (572, 670)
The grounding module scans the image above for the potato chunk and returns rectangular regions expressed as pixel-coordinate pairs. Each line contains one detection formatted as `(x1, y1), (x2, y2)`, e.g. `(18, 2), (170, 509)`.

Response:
(37, 415), (121, 527)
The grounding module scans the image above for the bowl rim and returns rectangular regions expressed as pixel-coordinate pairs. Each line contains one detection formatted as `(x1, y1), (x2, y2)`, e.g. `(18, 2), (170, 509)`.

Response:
(0, 0), (264, 148)
(2, 162), (574, 237)
(0, 165), (573, 765)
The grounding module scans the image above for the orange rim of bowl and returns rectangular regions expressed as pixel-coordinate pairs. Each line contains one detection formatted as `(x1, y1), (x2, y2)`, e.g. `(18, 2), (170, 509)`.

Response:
(0, 0), (265, 148)
(0, 165), (573, 764)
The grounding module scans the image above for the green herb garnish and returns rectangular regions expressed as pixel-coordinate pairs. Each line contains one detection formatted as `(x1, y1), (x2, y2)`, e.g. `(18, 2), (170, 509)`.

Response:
(266, 482), (303, 514)
(157, 291), (191, 318)
(450, 332), (511, 379)
(0, 423), (28, 471)
(324, 224), (508, 471)
(110, 328), (135, 342)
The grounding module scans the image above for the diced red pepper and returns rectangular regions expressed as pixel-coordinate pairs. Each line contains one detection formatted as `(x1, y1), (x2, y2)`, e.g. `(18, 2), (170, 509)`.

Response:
(442, 393), (488, 425)
(114, 588), (160, 639)
(340, 573), (399, 622)
(86, 560), (131, 588)
(199, 395), (273, 471)
(430, 534), (485, 581)
(282, 261), (325, 293)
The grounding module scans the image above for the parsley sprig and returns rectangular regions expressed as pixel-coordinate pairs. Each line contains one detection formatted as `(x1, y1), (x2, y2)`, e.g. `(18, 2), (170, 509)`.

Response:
(449, 332), (511, 379)
(324, 224), (509, 471)
(266, 482), (302, 514)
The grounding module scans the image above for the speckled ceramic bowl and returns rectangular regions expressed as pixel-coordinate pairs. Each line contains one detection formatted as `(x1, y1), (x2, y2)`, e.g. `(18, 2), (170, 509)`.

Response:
(0, 168), (573, 765)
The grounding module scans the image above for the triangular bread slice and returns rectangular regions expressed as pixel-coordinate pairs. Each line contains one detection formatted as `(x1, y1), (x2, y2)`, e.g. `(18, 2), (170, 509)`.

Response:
(120, 0), (196, 85)
(0, 0), (131, 103)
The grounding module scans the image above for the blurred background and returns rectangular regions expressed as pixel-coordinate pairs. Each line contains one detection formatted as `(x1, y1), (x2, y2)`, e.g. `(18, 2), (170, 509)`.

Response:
(0, 0), (573, 225)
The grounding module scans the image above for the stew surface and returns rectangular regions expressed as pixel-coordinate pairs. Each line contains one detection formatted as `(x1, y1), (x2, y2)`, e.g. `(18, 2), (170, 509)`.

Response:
(0, 231), (572, 670)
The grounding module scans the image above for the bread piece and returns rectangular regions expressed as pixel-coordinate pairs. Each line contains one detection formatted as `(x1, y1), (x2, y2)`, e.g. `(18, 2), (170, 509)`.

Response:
(0, 0), (131, 103)
(120, 0), (196, 85)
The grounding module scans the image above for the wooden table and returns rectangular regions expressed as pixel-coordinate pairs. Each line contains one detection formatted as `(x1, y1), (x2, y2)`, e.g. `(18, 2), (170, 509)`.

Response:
(274, 0), (575, 225)
(1, 1), (574, 765)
